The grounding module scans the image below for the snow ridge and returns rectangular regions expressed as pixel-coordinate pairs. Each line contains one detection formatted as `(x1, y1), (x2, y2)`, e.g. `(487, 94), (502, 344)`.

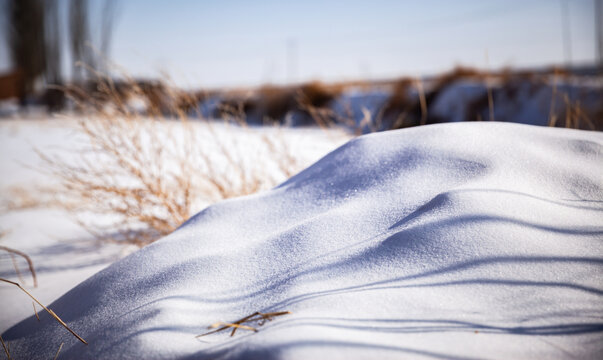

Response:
(3, 122), (603, 359)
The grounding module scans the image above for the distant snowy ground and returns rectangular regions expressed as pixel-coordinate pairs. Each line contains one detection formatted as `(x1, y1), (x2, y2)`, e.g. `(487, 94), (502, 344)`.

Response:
(2, 121), (603, 359)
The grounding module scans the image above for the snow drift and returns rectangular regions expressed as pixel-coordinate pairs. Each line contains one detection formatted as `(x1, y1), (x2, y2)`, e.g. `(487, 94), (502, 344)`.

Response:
(3, 122), (603, 359)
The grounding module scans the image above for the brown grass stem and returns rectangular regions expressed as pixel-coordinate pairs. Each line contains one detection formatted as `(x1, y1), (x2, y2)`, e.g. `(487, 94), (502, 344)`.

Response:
(0, 278), (87, 345)
(0, 335), (10, 360)
(0, 246), (37, 287)
(33, 301), (40, 321)
(196, 311), (291, 338)
(548, 69), (559, 127)
(415, 78), (427, 126)
(53, 342), (64, 360)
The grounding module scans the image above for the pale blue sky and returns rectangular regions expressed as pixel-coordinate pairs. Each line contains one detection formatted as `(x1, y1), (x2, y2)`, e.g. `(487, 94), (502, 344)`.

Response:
(1, 0), (599, 88)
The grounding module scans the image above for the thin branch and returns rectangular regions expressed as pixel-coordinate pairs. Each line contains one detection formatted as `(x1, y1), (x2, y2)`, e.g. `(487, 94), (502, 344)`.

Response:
(0, 335), (10, 360)
(8, 254), (24, 284)
(0, 278), (87, 345)
(0, 246), (37, 287)
(33, 301), (40, 321)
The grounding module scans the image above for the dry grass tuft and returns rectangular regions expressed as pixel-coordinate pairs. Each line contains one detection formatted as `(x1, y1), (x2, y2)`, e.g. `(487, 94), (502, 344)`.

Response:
(196, 311), (291, 338)
(559, 94), (597, 130)
(216, 81), (341, 127)
(379, 77), (419, 128)
(33, 67), (310, 246)
(0, 278), (87, 344)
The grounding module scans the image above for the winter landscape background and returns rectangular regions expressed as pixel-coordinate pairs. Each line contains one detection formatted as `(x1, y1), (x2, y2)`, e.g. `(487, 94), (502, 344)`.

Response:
(0, 1), (602, 359)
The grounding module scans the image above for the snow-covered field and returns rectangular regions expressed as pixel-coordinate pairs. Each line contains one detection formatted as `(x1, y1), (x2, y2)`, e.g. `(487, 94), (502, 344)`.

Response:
(1, 119), (602, 359)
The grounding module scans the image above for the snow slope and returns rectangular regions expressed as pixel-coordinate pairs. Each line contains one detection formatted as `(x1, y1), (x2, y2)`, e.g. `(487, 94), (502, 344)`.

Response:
(3, 122), (603, 359)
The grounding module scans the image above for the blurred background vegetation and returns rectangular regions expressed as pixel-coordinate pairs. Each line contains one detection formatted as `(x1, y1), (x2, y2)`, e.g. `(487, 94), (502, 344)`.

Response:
(0, 0), (601, 129)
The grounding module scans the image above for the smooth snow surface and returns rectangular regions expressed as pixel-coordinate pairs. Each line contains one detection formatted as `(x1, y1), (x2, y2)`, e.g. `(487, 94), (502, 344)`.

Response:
(4, 122), (603, 359)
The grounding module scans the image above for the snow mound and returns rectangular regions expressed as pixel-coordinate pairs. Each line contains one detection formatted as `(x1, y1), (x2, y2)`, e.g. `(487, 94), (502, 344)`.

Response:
(3, 122), (603, 359)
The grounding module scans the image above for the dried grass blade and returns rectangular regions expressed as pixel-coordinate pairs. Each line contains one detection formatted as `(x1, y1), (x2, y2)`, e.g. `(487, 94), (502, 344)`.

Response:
(197, 310), (291, 338)
(0, 278), (87, 345)
(0, 335), (10, 360)
(33, 301), (40, 321)
(0, 246), (37, 287)
(53, 342), (64, 360)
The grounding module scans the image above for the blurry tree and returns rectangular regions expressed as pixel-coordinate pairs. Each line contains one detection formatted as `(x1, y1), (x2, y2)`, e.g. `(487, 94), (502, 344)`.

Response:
(6, 0), (46, 105)
(69, 0), (92, 84)
(44, 0), (64, 110)
(69, 0), (118, 84)
(98, 0), (118, 74)
(44, 0), (61, 85)
(4, 0), (118, 109)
